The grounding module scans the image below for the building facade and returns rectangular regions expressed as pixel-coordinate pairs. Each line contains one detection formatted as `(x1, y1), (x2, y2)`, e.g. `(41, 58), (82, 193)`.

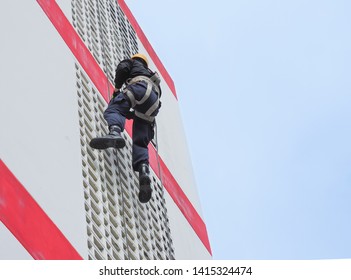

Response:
(0, 0), (211, 260)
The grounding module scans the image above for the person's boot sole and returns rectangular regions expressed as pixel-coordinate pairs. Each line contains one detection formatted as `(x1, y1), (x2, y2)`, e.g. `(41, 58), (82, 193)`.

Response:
(138, 175), (152, 203)
(89, 137), (126, 149)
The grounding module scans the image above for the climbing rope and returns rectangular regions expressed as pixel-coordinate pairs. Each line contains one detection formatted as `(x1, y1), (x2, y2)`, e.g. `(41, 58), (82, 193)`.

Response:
(154, 121), (164, 190)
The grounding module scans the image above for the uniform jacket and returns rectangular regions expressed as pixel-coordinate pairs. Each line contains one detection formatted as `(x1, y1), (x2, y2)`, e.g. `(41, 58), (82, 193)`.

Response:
(114, 58), (154, 89)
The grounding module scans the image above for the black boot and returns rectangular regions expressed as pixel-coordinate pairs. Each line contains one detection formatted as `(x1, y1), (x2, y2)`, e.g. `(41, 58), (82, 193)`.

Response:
(89, 125), (126, 149)
(138, 163), (152, 203)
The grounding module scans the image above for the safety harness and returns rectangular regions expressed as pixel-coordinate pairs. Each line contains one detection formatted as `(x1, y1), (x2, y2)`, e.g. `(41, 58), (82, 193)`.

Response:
(123, 72), (161, 122)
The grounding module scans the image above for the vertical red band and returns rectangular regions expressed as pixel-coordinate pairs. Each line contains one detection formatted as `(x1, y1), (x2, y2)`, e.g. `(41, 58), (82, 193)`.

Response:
(0, 160), (83, 260)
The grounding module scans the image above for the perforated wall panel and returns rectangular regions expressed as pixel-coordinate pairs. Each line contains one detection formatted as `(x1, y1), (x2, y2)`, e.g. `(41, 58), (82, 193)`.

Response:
(72, 0), (175, 260)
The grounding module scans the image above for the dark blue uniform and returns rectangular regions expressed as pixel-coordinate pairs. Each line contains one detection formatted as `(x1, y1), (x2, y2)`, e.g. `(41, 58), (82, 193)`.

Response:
(103, 58), (161, 171)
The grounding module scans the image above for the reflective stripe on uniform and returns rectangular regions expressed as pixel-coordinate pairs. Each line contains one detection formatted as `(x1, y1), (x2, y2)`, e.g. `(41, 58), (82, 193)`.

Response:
(145, 97), (159, 117)
(124, 89), (136, 107)
(127, 75), (160, 95)
(123, 75), (160, 122)
(136, 81), (153, 105)
(134, 111), (155, 122)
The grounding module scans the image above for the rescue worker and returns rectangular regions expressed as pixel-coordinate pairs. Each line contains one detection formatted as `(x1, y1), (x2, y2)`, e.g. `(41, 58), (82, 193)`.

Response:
(89, 53), (161, 203)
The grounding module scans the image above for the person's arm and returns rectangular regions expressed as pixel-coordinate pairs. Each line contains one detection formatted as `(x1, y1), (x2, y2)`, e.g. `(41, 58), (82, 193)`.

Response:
(114, 59), (133, 90)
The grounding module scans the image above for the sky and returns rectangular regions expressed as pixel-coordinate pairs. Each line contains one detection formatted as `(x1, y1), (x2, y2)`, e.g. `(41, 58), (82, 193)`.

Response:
(125, 0), (351, 260)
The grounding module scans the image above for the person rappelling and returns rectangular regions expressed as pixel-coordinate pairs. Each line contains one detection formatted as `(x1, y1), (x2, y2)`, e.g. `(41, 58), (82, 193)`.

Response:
(89, 53), (162, 203)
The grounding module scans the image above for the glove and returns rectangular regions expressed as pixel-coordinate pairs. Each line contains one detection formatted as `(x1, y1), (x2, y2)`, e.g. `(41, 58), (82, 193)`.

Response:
(125, 110), (135, 120)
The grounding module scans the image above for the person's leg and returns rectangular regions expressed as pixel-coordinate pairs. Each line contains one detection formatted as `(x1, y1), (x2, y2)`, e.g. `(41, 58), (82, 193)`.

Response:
(103, 93), (130, 130)
(89, 94), (130, 149)
(132, 117), (154, 170)
(132, 117), (154, 203)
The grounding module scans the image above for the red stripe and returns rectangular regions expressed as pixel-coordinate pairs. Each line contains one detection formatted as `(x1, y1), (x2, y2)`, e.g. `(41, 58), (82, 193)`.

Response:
(37, 0), (211, 255)
(118, 0), (177, 99)
(37, 0), (112, 103)
(149, 151), (212, 254)
(0, 160), (83, 260)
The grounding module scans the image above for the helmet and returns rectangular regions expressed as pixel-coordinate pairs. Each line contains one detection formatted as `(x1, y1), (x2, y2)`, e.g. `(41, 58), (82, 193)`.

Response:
(131, 53), (148, 66)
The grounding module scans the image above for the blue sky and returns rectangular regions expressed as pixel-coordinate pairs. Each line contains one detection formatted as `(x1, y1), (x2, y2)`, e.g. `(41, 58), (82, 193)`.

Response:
(126, 0), (351, 259)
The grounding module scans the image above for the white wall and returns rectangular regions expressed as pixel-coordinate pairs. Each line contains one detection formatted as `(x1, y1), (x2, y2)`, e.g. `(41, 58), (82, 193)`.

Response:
(0, 0), (210, 260)
(0, 1), (88, 259)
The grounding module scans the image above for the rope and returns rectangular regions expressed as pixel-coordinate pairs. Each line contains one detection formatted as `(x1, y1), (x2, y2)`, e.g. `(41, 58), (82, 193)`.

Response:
(154, 121), (164, 191)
